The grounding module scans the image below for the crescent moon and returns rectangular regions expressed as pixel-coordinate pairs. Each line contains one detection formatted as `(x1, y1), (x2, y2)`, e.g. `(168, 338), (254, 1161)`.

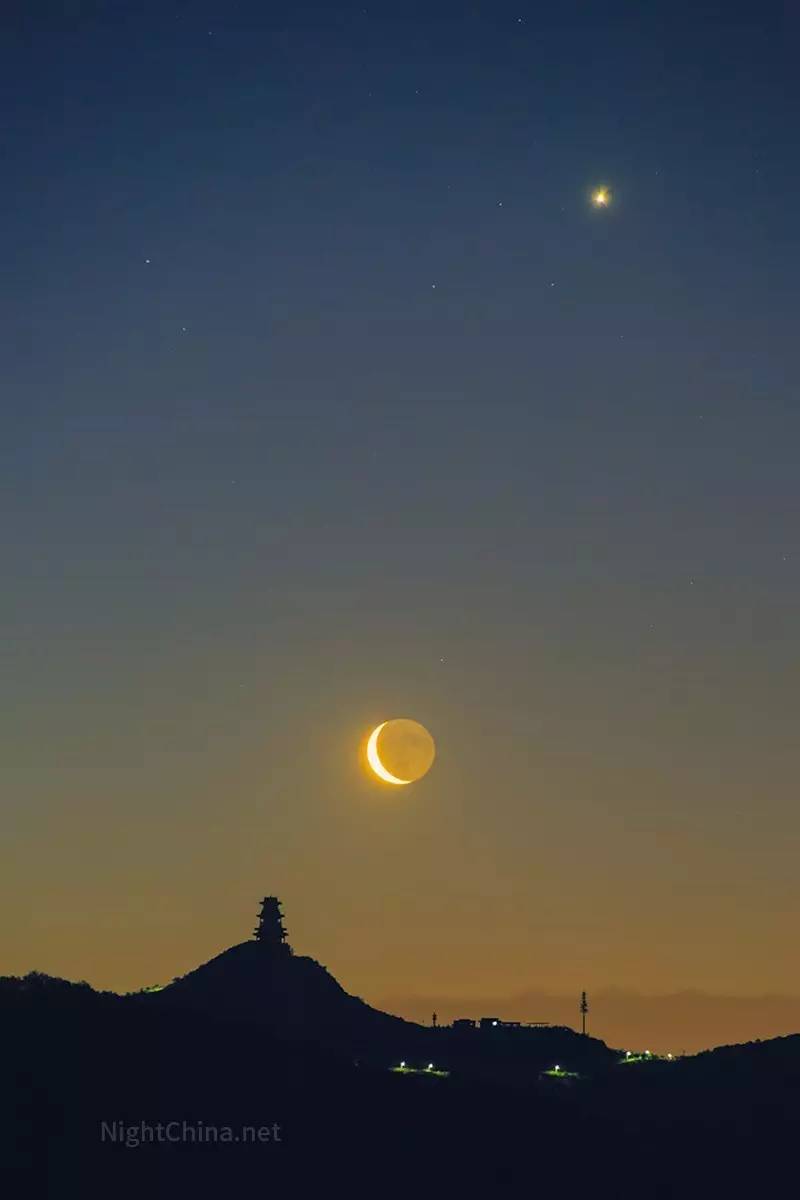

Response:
(366, 722), (412, 786)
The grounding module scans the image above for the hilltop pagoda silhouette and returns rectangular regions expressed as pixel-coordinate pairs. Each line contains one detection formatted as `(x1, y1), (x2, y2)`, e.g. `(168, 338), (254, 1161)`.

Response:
(253, 896), (292, 956)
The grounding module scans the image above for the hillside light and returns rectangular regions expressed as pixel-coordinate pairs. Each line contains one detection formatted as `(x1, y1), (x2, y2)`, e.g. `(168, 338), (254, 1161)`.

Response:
(554, 1065), (560, 1072)
(400, 1061), (406, 1068)
(427, 1063), (434, 1070)
(492, 1020), (498, 1026)
(625, 1051), (631, 1057)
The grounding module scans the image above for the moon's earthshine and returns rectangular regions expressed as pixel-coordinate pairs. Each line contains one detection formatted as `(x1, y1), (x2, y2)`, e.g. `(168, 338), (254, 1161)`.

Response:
(366, 719), (436, 785)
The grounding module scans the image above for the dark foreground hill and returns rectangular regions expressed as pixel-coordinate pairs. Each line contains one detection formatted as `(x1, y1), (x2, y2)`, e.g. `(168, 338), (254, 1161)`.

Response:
(150, 940), (414, 1051)
(144, 939), (612, 1080)
(3, 959), (800, 1198)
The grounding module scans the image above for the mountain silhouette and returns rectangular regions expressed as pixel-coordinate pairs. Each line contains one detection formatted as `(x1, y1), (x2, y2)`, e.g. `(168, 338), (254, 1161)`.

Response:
(5, 901), (800, 1196)
(150, 940), (416, 1053)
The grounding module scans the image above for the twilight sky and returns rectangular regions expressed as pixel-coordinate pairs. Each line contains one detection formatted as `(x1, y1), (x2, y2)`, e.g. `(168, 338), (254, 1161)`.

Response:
(2, 2), (799, 1040)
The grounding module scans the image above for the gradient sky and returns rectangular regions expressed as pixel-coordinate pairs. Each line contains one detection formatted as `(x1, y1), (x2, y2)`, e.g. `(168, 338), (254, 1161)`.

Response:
(2, 2), (799, 1041)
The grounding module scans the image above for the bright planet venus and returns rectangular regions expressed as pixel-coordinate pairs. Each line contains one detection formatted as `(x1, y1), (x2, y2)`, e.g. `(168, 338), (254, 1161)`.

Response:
(365, 719), (436, 786)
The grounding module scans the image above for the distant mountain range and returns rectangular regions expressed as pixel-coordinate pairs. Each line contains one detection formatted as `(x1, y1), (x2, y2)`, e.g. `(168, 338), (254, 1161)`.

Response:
(381, 987), (800, 1055)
